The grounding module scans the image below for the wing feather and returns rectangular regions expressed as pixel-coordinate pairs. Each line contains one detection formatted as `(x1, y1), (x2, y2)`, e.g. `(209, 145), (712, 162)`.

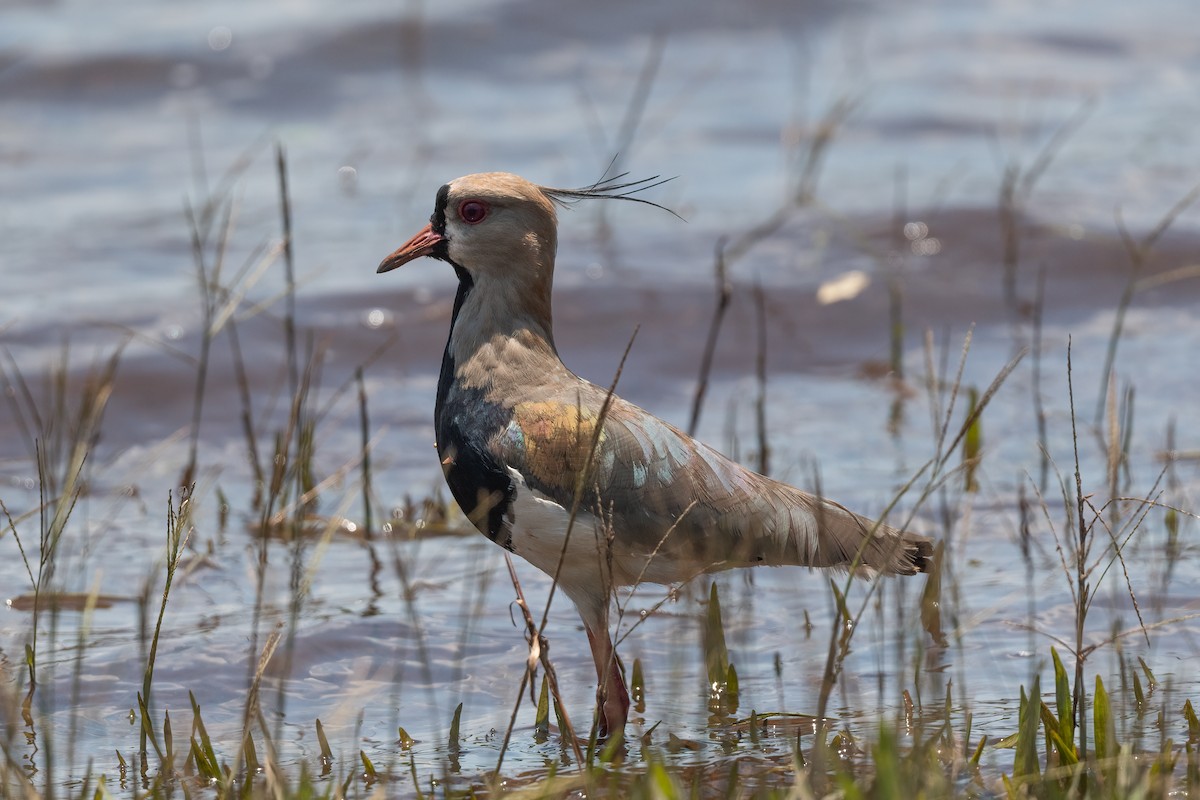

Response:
(489, 385), (930, 585)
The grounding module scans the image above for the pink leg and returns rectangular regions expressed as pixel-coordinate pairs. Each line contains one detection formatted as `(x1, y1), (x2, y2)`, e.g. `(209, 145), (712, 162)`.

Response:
(585, 627), (629, 738)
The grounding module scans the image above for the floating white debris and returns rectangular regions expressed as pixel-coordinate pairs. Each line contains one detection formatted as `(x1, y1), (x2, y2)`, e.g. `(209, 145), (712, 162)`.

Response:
(816, 270), (870, 305)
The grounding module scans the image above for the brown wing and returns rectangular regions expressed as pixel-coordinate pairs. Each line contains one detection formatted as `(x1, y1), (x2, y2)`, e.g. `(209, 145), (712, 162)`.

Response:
(491, 385), (930, 585)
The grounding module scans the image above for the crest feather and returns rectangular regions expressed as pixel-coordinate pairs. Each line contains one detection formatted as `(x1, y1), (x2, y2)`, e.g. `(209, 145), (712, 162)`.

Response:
(540, 171), (682, 219)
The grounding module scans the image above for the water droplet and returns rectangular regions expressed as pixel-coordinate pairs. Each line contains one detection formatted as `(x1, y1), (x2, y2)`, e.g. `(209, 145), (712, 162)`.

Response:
(364, 308), (388, 329)
(912, 237), (942, 256)
(338, 165), (358, 195)
(207, 26), (233, 52)
(903, 221), (928, 241)
(585, 262), (603, 280)
(165, 324), (184, 340)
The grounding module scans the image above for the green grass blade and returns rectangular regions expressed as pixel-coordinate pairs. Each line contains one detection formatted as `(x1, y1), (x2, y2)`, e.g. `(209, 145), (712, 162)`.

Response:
(397, 726), (415, 750)
(243, 731), (260, 774)
(920, 541), (947, 647)
(315, 717), (334, 775)
(646, 757), (678, 799)
(534, 674), (550, 743)
(631, 657), (646, 713)
(970, 735), (987, 766)
(598, 728), (625, 763)
(1012, 678), (1041, 781)
(1044, 722), (1080, 768)
(1094, 674), (1115, 762)
(449, 701), (463, 755)
(188, 734), (221, 781)
(704, 582), (729, 690)
(1183, 699), (1199, 745)
(872, 724), (901, 800)
(163, 708), (174, 769)
(725, 664), (739, 714)
(137, 692), (165, 762)
(962, 387), (981, 491)
(1138, 657), (1157, 689)
(1051, 648), (1074, 747)
(188, 691), (219, 772)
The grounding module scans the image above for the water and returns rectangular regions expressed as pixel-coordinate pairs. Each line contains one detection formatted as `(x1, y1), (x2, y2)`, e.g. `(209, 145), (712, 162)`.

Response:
(3, 0), (1200, 792)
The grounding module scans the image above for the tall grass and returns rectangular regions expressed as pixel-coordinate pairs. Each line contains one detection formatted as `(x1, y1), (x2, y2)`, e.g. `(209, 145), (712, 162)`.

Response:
(3, 114), (1200, 799)
(0, 141), (399, 797)
(996, 99), (1092, 310)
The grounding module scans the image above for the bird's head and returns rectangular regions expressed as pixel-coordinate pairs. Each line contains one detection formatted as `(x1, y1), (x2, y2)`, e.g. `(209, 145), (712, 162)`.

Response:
(377, 172), (559, 282)
(377, 171), (676, 283)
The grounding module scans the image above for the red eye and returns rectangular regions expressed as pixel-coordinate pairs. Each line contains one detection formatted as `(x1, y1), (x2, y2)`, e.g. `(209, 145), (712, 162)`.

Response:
(458, 200), (488, 224)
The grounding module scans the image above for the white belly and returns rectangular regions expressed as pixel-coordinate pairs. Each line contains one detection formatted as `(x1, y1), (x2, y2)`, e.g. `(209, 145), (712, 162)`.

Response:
(504, 467), (669, 602)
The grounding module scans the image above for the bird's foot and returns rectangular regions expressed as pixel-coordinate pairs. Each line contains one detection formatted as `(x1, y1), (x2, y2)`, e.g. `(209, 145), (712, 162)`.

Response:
(596, 660), (631, 739)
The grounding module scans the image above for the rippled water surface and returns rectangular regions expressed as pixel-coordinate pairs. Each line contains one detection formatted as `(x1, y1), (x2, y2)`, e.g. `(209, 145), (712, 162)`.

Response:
(3, 0), (1200, 792)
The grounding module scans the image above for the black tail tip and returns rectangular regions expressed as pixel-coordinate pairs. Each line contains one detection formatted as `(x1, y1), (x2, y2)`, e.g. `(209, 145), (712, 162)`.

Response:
(908, 536), (936, 574)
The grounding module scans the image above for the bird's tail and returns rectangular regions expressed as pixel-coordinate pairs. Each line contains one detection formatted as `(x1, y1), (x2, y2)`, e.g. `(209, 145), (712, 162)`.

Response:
(807, 495), (933, 576)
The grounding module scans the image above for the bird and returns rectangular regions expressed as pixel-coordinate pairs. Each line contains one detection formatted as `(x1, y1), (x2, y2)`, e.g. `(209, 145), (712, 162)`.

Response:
(377, 171), (933, 738)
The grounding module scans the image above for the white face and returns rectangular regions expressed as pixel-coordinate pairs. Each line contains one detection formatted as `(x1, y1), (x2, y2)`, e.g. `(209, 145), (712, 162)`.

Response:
(439, 173), (559, 281)
(376, 172), (559, 282)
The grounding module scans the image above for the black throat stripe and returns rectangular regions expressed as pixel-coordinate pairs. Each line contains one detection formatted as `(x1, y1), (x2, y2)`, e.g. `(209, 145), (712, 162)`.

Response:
(432, 184), (450, 234)
(428, 184), (452, 261)
(433, 269), (516, 551)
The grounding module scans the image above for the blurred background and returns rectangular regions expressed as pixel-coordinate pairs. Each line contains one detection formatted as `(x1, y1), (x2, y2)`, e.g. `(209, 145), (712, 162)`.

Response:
(5, 0), (1197, 322)
(3, 0), (1200, 790)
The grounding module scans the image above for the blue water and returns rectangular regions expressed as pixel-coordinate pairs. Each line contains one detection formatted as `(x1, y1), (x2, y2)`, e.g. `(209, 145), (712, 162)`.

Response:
(3, 0), (1200, 792)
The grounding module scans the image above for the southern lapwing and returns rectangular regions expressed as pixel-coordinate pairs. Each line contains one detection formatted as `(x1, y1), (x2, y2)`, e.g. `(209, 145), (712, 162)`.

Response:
(377, 172), (933, 737)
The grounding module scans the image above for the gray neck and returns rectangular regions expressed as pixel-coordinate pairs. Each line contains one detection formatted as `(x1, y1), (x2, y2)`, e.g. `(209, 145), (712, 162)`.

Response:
(447, 271), (560, 394)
